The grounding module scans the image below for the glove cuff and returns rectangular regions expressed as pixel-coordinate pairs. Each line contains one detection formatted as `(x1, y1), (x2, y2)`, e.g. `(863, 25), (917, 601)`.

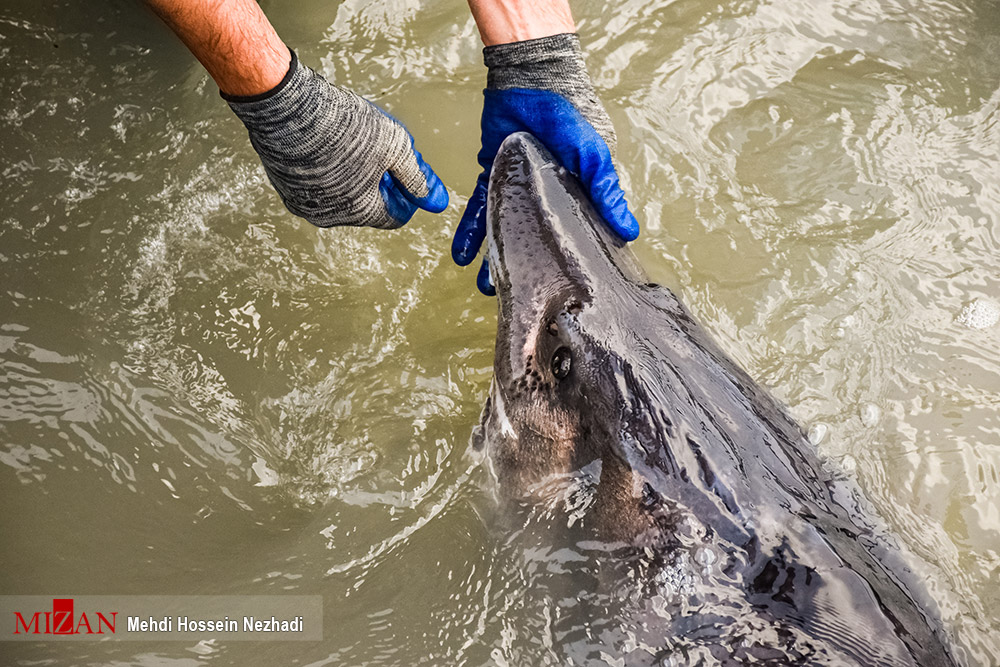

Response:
(224, 50), (324, 129)
(483, 33), (589, 92)
(483, 33), (582, 70)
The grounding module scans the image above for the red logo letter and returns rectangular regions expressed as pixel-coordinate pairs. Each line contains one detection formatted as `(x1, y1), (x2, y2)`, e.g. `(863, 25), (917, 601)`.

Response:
(52, 599), (74, 635)
(13, 612), (41, 635)
(75, 612), (94, 635)
(96, 612), (117, 634)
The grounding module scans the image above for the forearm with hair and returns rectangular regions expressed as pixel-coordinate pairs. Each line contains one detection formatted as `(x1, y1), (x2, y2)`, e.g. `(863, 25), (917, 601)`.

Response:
(144, 0), (289, 96)
(467, 0), (576, 46)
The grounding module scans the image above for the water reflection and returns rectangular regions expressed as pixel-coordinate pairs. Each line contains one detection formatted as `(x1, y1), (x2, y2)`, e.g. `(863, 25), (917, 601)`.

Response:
(1, 0), (997, 664)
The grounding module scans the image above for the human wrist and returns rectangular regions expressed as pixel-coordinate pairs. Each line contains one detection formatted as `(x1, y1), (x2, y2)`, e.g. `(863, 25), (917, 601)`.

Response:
(221, 49), (297, 104)
(468, 0), (575, 46)
(212, 41), (290, 98)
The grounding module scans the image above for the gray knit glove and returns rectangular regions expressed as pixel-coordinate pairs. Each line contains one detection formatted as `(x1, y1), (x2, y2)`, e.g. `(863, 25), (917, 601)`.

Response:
(451, 33), (638, 294)
(224, 50), (448, 229)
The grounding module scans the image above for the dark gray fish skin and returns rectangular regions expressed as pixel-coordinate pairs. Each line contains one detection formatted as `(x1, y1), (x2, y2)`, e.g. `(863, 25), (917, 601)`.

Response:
(478, 132), (957, 666)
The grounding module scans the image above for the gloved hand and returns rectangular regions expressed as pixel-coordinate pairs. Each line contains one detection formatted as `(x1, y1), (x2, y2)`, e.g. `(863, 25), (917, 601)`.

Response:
(452, 33), (639, 295)
(225, 50), (449, 229)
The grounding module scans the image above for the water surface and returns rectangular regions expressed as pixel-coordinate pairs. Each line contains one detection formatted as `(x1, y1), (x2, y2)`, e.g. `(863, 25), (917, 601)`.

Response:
(1, 0), (998, 664)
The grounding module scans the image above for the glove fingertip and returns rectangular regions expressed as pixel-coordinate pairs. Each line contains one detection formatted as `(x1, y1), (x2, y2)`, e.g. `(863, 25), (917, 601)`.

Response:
(477, 259), (496, 296)
(379, 171), (417, 228)
(452, 206), (482, 265)
(417, 161), (450, 213)
(403, 147), (449, 213)
(451, 182), (489, 266)
(617, 207), (640, 242)
(591, 181), (640, 243)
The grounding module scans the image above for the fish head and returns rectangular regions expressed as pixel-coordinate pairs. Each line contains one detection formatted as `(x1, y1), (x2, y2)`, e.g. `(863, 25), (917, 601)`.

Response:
(478, 132), (652, 503)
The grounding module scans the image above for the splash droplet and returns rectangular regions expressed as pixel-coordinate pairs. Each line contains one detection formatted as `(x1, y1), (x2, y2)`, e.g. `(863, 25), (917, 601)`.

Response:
(807, 423), (829, 446)
(860, 403), (881, 427)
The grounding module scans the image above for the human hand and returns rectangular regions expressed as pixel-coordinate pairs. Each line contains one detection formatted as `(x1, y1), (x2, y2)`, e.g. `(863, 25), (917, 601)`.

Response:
(225, 51), (449, 229)
(451, 33), (638, 294)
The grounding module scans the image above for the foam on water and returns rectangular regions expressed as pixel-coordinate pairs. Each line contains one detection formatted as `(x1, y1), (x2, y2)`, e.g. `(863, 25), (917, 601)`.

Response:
(957, 298), (1000, 330)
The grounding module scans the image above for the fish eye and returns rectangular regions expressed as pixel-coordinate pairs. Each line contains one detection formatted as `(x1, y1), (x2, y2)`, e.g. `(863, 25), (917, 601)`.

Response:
(552, 347), (572, 380)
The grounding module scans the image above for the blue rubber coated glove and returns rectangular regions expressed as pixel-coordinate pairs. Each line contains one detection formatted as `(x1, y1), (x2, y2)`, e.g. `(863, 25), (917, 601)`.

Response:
(451, 34), (638, 294)
(226, 50), (448, 229)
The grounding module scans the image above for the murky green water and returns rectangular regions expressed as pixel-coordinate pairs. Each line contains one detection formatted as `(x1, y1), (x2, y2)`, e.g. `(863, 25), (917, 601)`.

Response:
(1, 0), (998, 664)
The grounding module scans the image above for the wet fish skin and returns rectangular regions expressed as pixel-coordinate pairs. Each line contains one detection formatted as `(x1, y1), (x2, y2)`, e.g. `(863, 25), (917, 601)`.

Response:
(477, 132), (957, 666)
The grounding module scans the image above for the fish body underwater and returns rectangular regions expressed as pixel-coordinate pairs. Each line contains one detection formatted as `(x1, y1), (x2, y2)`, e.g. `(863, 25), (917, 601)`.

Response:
(476, 132), (956, 666)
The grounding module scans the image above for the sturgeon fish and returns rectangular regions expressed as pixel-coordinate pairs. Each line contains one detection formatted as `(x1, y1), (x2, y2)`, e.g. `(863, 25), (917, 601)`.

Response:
(475, 132), (956, 666)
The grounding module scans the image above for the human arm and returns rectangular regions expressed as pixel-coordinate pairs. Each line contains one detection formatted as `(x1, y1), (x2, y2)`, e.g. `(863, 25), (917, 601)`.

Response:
(467, 0), (575, 46)
(144, 0), (448, 228)
(144, 0), (289, 97)
(455, 0), (638, 294)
